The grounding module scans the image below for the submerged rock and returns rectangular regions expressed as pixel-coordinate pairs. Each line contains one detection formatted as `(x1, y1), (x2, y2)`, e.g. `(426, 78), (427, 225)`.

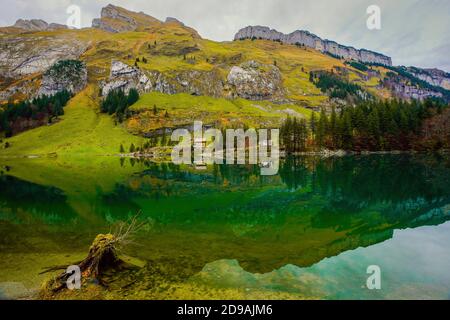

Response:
(227, 60), (284, 100)
(0, 282), (33, 300)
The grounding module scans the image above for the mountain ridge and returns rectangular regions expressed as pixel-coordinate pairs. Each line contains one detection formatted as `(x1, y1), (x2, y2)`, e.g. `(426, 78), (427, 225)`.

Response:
(91, 4), (162, 33)
(1, 3), (449, 106)
(234, 25), (392, 66)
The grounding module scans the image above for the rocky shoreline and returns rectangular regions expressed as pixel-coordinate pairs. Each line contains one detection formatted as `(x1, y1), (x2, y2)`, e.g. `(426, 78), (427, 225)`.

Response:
(2, 148), (448, 161)
(116, 148), (450, 161)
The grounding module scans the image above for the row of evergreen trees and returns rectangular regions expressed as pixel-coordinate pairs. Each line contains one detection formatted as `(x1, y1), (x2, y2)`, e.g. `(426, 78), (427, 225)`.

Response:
(281, 98), (447, 152)
(120, 135), (170, 154)
(100, 88), (139, 122)
(0, 90), (72, 137)
(345, 61), (369, 72)
(310, 71), (366, 100)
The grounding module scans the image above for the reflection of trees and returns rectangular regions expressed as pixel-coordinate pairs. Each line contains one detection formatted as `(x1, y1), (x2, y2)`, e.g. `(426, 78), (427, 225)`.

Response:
(280, 155), (450, 231)
(137, 161), (266, 185)
(280, 155), (450, 211)
(0, 175), (76, 223)
(216, 164), (261, 185)
(101, 184), (142, 219)
(279, 156), (314, 190)
(110, 155), (450, 228)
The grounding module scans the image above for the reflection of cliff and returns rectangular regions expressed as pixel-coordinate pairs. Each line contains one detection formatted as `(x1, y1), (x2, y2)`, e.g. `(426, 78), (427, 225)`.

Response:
(1, 155), (450, 279)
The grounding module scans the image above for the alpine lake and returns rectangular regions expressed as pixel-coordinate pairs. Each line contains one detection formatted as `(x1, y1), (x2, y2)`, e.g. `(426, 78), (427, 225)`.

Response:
(0, 154), (449, 300)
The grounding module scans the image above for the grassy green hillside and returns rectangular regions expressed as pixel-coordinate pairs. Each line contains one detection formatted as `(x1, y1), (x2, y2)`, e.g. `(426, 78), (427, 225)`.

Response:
(0, 86), (143, 157)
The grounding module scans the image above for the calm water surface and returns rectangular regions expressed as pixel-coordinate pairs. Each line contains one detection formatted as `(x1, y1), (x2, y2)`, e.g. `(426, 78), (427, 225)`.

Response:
(0, 154), (449, 299)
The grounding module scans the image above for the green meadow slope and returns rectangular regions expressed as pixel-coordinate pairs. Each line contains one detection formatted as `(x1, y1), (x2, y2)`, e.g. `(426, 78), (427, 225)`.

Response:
(0, 86), (143, 157)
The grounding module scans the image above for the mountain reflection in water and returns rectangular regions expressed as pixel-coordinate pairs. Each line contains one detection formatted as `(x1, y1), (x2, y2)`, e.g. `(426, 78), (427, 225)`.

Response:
(0, 154), (449, 299)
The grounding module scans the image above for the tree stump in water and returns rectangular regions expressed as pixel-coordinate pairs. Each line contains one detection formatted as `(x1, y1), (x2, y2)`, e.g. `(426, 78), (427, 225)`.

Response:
(41, 234), (123, 294)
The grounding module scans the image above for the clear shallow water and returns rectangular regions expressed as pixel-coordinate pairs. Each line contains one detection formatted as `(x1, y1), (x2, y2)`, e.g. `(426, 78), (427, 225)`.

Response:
(0, 154), (449, 299)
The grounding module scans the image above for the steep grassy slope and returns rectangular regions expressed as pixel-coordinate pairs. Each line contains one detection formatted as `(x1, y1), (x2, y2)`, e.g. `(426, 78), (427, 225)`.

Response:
(0, 86), (142, 156)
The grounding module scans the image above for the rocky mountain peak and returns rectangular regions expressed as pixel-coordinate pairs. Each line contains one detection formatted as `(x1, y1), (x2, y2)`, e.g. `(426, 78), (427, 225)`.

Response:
(100, 4), (136, 21)
(12, 19), (67, 32)
(14, 19), (48, 31)
(92, 4), (162, 33)
(234, 26), (392, 66)
(163, 17), (201, 38)
(165, 17), (185, 26)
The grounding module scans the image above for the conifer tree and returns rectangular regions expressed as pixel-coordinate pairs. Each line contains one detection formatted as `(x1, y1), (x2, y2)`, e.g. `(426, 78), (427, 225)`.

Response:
(310, 112), (317, 139)
(317, 108), (329, 148)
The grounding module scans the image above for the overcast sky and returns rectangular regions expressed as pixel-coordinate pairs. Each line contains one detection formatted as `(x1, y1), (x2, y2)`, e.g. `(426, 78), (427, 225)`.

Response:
(1, 0), (449, 71)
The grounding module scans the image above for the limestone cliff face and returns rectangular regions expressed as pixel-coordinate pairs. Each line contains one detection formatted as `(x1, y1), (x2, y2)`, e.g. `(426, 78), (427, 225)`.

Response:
(92, 4), (161, 33)
(168, 69), (224, 97)
(0, 35), (89, 77)
(382, 79), (443, 101)
(13, 19), (48, 31)
(227, 60), (284, 100)
(101, 60), (224, 98)
(235, 26), (392, 66)
(407, 67), (450, 90)
(101, 60), (152, 96)
(38, 60), (87, 96)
